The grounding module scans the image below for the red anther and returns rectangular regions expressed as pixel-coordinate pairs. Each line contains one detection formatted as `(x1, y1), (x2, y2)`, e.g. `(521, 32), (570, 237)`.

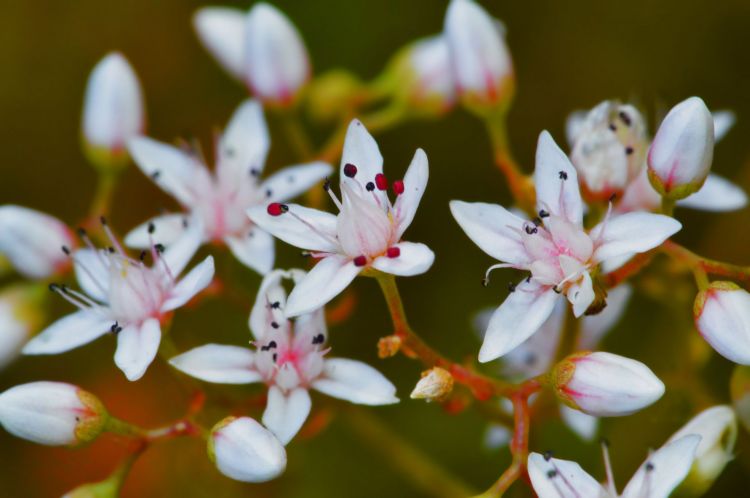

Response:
(392, 180), (405, 195)
(343, 163), (358, 178)
(386, 247), (400, 258)
(375, 173), (388, 191)
(353, 255), (367, 267)
(267, 203), (288, 216)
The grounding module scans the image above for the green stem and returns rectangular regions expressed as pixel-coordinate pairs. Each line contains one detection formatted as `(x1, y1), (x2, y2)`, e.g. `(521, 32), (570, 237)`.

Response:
(660, 197), (676, 216)
(104, 416), (146, 438)
(88, 172), (119, 221)
(484, 115), (535, 214)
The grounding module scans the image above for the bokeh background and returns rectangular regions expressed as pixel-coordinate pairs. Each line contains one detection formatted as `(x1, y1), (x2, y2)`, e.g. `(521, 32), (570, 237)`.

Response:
(2, 0), (750, 496)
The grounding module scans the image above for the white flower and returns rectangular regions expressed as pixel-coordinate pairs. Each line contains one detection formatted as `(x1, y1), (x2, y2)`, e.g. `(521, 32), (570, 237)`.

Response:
(170, 269), (398, 445)
(82, 52), (144, 158)
(694, 281), (750, 365)
(125, 99), (331, 275)
(647, 97), (715, 199)
(0, 381), (107, 446)
(553, 351), (665, 417)
(0, 206), (75, 280)
(528, 434), (702, 498)
(208, 416), (286, 482)
(194, 7), (246, 81)
(451, 131), (681, 362)
(443, 0), (513, 107)
(247, 119), (434, 317)
(23, 220), (214, 381)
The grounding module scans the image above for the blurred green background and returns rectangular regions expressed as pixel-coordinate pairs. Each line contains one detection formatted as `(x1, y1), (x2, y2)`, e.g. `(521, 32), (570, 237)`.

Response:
(2, 0), (750, 496)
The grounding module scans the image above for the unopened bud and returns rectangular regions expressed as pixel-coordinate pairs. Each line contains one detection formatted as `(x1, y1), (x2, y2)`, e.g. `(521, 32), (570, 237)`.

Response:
(695, 281), (750, 365)
(410, 367), (454, 402)
(377, 334), (402, 358)
(306, 70), (366, 123)
(208, 416), (286, 482)
(193, 7), (246, 81)
(0, 284), (47, 370)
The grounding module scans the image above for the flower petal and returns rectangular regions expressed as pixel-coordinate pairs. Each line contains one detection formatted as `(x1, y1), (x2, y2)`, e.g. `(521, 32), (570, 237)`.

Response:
(534, 131), (584, 227)
(225, 228), (274, 275)
(262, 386), (311, 445)
(72, 249), (110, 303)
(114, 318), (161, 381)
(567, 271), (594, 318)
(565, 110), (588, 147)
(371, 242), (434, 276)
(340, 119), (384, 187)
(169, 344), (261, 384)
(249, 270), (292, 340)
(23, 310), (112, 355)
(160, 218), (204, 277)
(559, 405), (599, 442)
(527, 452), (606, 498)
(247, 204), (339, 253)
(261, 162), (332, 203)
(579, 284), (632, 349)
(712, 110), (735, 142)
(312, 358), (399, 405)
(284, 256), (360, 317)
(394, 148), (429, 238)
(479, 279), (558, 363)
(591, 212), (681, 263)
(621, 434), (701, 498)
(210, 416), (286, 482)
(193, 7), (246, 80)
(678, 173), (748, 212)
(124, 213), (189, 249)
(161, 256), (215, 312)
(449, 200), (528, 265)
(217, 99), (271, 181)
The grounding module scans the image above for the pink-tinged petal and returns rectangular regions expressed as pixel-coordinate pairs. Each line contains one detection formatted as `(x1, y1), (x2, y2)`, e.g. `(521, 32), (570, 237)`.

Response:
(695, 283), (750, 364)
(193, 8), (246, 80)
(124, 213), (189, 249)
(312, 358), (399, 405)
(169, 344), (261, 384)
(559, 405), (599, 442)
(617, 168), (662, 213)
(161, 256), (215, 312)
(678, 173), (747, 212)
(712, 110), (735, 142)
(527, 452), (606, 498)
(479, 280), (558, 363)
(114, 318), (161, 381)
(620, 435), (701, 498)
(249, 270), (292, 340)
(217, 99), (270, 181)
(449, 200), (528, 265)
(261, 162), (332, 203)
(534, 131), (584, 227)
(591, 212), (681, 263)
(580, 284), (632, 349)
(160, 218), (204, 277)
(340, 119), (383, 182)
(210, 416), (286, 482)
(72, 249), (110, 303)
(262, 386), (311, 445)
(23, 310), (112, 355)
(225, 228), (274, 275)
(284, 256), (361, 317)
(247, 204), (339, 253)
(371, 242), (434, 276)
(394, 148), (429, 238)
(567, 272), (594, 318)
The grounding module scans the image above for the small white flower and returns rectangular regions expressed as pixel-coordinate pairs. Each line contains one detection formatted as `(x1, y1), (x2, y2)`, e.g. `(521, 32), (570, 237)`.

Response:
(248, 119), (434, 317)
(125, 99), (331, 275)
(0, 205), (75, 279)
(23, 220), (214, 381)
(694, 281), (750, 365)
(170, 269), (398, 445)
(194, 7), (246, 81)
(0, 381), (107, 446)
(451, 131), (681, 362)
(528, 434), (702, 498)
(209, 416), (287, 482)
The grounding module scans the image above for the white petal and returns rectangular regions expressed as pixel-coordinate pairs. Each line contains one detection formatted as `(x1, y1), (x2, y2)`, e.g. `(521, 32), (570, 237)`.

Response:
(449, 200), (528, 265)
(479, 280), (558, 363)
(160, 218), (204, 277)
(501, 299), (565, 379)
(580, 284), (632, 349)
(23, 310), (111, 355)
(621, 435), (701, 498)
(712, 110), (735, 142)
(527, 452), (606, 498)
(262, 386), (311, 445)
(678, 173), (747, 212)
(260, 162), (332, 203)
(565, 110), (588, 147)
(124, 213), (189, 249)
(211, 416), (287, 482)
(534, 131), (584, 227)
(162, 256), (215, 312)
(560, 405), (599, 442)
(312, 358), (399, 405)
(114, 318), (161, 381)
(591, 212), (681, 263)
(284, 256), (361, 317)
(696, 283), (750, 364)
(371, 242), (434, 276)
(340, 119), (384, 200)
(394, 149), (429, 238)
(249, 270), (292, 340)
(193, 8), (246, 80)
(169, 344), (261, 384)
(225, 228), (274, 275)
(567, 272), (594, 318)
(218, 99), (270, 180)
(72, 248), (110, 303)
(247, 204), (339, 253)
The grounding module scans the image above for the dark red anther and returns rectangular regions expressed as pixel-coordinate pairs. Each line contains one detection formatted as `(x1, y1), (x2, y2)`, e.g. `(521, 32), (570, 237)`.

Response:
(343, 163), (358, 178)
(386, 247), (400, 258)
(392, 180), (404, 195)
(267, 203), (288, 216)
(353, 255), (367, 267)
(375, 173), (388, 191)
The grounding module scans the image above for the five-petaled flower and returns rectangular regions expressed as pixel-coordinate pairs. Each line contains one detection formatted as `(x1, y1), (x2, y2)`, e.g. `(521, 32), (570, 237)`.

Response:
(169, 269), (398, 445)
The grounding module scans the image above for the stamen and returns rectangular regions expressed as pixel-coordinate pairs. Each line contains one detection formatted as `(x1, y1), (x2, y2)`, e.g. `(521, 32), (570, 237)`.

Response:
(625, 146), (634, 155)
(539, 209), (550, 218)
(558, 171), (568, 180)
(524, 223), (538, 235)
(608, 123), (617, 132)
(353, 255), (367, 267)
(325, 183), (343, 210)
(267, 203), (289, 216)
(508, 282), (517, 292)
(285, 210), (339, 247)
(270, 301), (281, 309)
(619, 111), (632, 126)
(343, 163), (358, 178)
(312, 333), (325, 345)
(49, 284), (90, 311)
(386, 247), (400, 258)
(148, 222), (156, 234)
(375, 173), (388, 191)
(601, 438), (617, 497)
(61, 245), (71, 255)
(271, 321), (280, 329)
(483, 263), (514, 286)
(392, 180), (405, 195)
(366, 182), (375, 192)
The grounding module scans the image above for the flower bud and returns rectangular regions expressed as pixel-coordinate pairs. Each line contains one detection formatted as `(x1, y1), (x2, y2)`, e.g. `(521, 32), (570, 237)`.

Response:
(82, 53), (144, 170)
(668, 405), (737, 496)
(647, 97), (714, 200)
(444, 0), (514, 113)
(244, 3), (310, 107)
(0, 205), (74, 279)
(0, 381), (108, 446)
(552, 352), (665, 416)
(193, 7), (246, 81)
(306, 70), (366, 123)
(694, 281), (750, 365)
(0, 284), (47, 370)
(62, 478), (119, 498)
(410, 367), (455, 402)
(208, 416), (286, 482)
(377, 334), (402, 359)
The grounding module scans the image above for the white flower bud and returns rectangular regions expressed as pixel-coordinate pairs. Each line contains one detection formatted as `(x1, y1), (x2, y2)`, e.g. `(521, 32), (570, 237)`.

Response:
(410, 366), (454, 402)
(208, 416), (287, 482)
(695, 282), (750, 365)
(82, 53), (144, 167)
(552, 352), (665, 416)
(647, 97), (714, 200)
(244, 3), (310, 107)
(0, 285), (46, 370)
(0, 381), (107, 446)
(193, 7), (246, 81)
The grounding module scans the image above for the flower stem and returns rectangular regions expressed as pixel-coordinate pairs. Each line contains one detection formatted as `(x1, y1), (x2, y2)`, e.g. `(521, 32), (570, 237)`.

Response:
(484, 114), (535, 214)
(88, 171), (119, 221)
(660, 197), (676, 216)
(661, 240), (750, 284)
